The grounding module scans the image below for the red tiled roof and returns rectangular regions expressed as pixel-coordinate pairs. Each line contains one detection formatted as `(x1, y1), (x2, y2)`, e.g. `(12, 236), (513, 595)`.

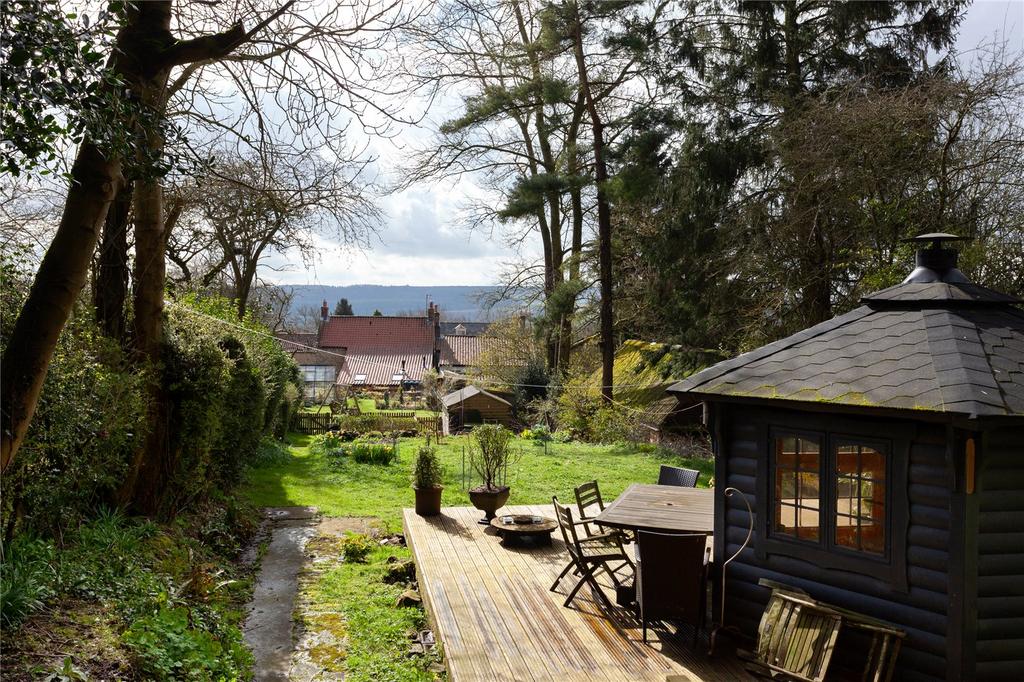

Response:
(319, 316), (434, 349)
(440, 335), (513, 368)
(338, 352), (434, 386)
(319, 316), (435, 386)
(277, 333), (320, 353)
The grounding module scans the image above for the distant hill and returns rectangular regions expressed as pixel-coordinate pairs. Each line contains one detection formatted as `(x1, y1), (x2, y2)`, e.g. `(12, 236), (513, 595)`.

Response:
(285, 284), (511, 322)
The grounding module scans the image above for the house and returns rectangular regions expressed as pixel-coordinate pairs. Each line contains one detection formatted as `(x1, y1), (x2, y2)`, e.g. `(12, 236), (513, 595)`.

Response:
(669, 234), (1024, 682)
(441, 385), (514, 432)
(276, 329), (340, 401)
(279, 301), (502, 398)
(319, 312), (436, 389)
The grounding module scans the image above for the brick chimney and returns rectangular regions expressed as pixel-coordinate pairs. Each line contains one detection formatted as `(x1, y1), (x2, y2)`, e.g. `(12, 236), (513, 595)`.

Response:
(320, 300), (329, 322)
(432, 305), (441, 370)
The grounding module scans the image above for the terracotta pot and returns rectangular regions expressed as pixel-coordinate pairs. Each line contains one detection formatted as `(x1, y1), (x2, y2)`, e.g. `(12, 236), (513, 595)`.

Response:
(468, 485), (510, 524)
(414, 486), (443, 517)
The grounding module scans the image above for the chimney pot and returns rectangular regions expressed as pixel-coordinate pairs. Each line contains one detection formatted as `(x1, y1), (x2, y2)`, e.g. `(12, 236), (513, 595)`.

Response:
(901, 233), (970, 284)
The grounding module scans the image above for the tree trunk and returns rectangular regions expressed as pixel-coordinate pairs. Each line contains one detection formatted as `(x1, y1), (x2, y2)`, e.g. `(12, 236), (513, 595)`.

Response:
(95, 179), (133, 341)
(560, 93), (587, 373)
(570, 5), (614, 402)
(1, 144), (122, 471)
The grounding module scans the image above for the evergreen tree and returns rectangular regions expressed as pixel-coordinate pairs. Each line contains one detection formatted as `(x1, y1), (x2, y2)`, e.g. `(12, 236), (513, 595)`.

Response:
(334, 298), (354, 316)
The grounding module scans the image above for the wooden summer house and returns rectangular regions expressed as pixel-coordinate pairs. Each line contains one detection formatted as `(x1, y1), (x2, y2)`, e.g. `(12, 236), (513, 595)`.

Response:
(441, 385), (514, 432)
(669, 234), (1024, 682)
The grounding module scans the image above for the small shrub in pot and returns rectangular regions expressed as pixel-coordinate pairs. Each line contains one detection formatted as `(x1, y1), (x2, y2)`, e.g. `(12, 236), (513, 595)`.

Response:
(412, 443), (443, 517)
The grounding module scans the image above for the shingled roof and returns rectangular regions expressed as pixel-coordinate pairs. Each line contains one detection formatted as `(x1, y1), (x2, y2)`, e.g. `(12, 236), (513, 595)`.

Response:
(669, 236), (1024, 419)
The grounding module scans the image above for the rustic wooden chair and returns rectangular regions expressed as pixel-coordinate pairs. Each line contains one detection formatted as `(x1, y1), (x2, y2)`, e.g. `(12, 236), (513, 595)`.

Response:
(636, 531), (710, 647)
(739, 587), (843, 682)
(755, 579), (905, 682)
(550, 496), (633, 609)
(574, 480), (634, 543)
(658, 464), (700, 487)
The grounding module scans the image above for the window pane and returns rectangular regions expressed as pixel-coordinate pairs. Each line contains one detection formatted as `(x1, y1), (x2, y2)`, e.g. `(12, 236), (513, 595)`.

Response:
(861, 447), (885, 476)
(773, 434), (821, 544)
(834, 442), (887, 555)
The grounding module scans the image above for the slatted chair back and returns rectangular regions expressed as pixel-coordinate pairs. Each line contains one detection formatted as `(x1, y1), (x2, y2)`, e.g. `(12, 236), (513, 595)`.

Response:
(636, 531), (710, 644)
(755, 592), (842, 682)
(574, 480), (604, 517)
(658, 464), (700, 487)
(552, 496), (583, 556)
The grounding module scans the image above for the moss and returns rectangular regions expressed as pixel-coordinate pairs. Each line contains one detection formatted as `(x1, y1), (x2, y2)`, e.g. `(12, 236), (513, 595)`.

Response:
(309, 641), (348, 669)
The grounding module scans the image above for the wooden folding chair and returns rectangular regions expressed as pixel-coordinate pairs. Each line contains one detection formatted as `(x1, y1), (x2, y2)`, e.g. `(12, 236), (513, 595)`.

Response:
(550, 496), (633, 609)
(740, 590), (843, 682)
(574, 480), (634, 543)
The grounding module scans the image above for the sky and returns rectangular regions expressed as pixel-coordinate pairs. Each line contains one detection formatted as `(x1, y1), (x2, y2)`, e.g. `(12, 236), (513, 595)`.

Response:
(265, 0), (1024, 289)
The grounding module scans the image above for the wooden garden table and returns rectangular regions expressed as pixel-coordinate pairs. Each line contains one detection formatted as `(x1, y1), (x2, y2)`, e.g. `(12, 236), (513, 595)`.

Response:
(595, 483), (714, 534)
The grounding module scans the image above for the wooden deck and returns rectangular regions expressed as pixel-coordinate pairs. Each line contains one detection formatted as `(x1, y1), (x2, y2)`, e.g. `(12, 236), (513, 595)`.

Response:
(403, 505), (750, 682)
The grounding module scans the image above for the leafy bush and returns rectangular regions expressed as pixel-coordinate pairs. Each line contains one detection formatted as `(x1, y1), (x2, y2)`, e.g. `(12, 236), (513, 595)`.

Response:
(159, 295), (302, 514)
(552, 430), (574, 443)
(555, 374), (637, 443)
(310, 431), (344, 455)
(123, 606), (252, 681)
(469, 424), (516, 490)
(412, 445), (442, 489)
(339, 532), (374, 563)
(348, 441), (397, 465)
(0, 535), (56, 627)
(251, 438), (293, 468)
(1, 251), (151, 535)
(521, 424), (551, 443)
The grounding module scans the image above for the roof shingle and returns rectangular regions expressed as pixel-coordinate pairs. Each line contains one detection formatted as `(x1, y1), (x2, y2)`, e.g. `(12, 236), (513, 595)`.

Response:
(670, 281), (1024, 418)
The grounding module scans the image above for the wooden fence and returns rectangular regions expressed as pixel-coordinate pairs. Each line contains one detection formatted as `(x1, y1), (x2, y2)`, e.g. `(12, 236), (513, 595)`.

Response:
(293, 412), (335, 434)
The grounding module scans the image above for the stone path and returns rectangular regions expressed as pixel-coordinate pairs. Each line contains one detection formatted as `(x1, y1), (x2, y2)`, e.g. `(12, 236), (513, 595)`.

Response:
(243, 507), (320, 682)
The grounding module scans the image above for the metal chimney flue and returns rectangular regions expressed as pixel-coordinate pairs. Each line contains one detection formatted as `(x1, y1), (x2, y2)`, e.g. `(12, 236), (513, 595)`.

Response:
(901, 233), (971, 284)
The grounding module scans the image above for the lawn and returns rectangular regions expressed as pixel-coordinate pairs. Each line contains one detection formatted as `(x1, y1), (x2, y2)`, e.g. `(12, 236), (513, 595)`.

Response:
(244, 433), (713, 529)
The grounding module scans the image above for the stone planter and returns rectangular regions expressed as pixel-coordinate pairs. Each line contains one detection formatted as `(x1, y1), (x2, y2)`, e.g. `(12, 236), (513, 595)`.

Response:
(414, 486), (443, 517)
(468, 485), (510, 524)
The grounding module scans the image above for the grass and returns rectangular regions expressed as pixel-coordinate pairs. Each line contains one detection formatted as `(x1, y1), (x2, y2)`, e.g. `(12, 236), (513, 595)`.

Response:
(301, 544), (438, 681)
(243, 433), (713, 528)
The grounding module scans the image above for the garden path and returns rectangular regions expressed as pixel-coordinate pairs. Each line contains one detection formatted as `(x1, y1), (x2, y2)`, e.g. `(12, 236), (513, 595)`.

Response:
(242, 507), (319, 682)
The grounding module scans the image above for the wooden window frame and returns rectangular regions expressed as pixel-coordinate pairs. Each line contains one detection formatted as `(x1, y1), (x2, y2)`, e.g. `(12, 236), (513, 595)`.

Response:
(758, 417), (909, 591)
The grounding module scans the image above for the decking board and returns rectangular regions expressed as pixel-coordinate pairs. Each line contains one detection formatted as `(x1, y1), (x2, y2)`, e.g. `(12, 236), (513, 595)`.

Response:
(404, 505), (750, 681)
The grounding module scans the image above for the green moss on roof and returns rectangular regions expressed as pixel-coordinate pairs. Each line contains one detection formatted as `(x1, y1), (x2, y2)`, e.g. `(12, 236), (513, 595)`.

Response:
(586, 340), (692, 407)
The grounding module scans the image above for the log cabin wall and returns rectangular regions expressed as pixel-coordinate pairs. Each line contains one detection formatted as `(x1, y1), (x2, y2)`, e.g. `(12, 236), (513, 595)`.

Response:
(715, 404), (958, 682)
(971, 425), (1024, 681)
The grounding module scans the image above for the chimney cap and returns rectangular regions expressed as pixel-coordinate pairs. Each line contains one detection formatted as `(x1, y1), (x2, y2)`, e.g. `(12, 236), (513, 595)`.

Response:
(901, 232), (967, 247)
(901, 232), (971, 284)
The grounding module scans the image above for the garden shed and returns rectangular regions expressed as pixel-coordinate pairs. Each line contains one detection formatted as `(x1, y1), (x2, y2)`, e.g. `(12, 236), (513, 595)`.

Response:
(669, 234), (1024, 682)
(441, 385), (514, 432)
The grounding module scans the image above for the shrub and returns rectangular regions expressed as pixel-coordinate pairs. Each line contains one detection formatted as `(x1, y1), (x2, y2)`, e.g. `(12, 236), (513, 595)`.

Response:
(0, 535), (56, 628)
(412, 445), (442, 489)
(0, 267), (149, 535)
(251, 438), (292, 468)
(469, 425), (517, 490)
(554, 373), (637, 443)
(339, 532), (373, 563)
(348, 441), (397, 465)
(310, 432), (344, 455)
(122, 606), (252, 680)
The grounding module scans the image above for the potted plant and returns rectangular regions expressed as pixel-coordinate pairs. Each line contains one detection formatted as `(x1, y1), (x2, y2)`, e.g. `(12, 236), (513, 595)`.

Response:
(412, 442), (443, 516)
(467, 424), (517, 524)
